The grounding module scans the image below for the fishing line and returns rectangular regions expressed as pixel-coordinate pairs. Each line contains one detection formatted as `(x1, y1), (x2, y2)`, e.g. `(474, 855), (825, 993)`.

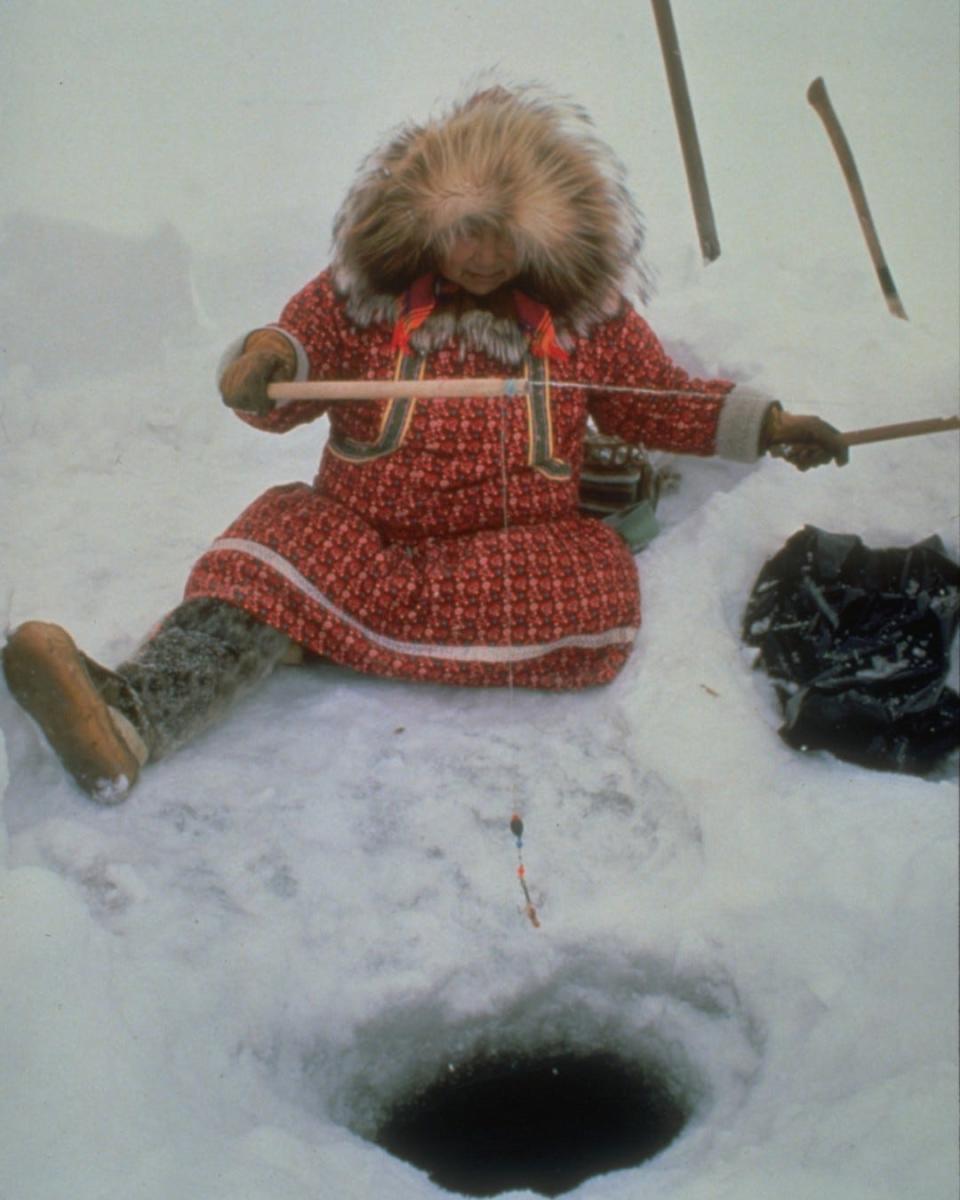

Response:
(271, 375), (894, 415)
(548, 379), (725, 399)
(549, 380), (905, 415)
(498, 387), (541, 930)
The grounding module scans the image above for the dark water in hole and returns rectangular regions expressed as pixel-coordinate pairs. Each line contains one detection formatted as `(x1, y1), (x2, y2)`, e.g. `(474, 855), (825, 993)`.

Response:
(374, 1049), (691, 1197)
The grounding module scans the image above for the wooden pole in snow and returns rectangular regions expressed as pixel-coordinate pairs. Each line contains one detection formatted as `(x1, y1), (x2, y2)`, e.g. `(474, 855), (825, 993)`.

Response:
(650, 0), (721, 262)
(807, 77), (908, 320)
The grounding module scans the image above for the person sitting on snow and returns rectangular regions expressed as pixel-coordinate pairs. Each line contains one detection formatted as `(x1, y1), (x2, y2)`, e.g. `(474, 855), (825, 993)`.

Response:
(2, 84), (847, 802)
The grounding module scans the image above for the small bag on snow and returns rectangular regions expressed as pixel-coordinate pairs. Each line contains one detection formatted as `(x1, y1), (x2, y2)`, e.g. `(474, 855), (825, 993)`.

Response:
(742, 525), (960, 775)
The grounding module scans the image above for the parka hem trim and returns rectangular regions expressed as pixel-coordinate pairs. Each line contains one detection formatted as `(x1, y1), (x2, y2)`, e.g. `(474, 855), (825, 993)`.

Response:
(203, 537), (639, 664)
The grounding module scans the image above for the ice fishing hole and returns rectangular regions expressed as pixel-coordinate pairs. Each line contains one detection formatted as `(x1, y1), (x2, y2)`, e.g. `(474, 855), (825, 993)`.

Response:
(373, 1047), (692, 1198)
(312, 959), (761, 1196)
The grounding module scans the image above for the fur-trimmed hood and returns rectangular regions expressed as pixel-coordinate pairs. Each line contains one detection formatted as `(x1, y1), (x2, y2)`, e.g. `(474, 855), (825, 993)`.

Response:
(331, 85), (650, 356)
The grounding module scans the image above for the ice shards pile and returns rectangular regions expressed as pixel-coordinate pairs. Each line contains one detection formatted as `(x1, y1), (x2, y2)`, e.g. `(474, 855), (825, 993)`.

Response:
(743, 525), (960, 775)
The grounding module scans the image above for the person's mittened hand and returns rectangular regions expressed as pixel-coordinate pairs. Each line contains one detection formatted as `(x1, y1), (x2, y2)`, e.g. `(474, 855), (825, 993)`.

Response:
(220, 330), (297, 416)
(762, 405), (849, 470)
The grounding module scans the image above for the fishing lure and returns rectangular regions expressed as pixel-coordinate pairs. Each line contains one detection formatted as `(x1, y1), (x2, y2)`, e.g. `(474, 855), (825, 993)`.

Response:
(510, 814), (541, 929)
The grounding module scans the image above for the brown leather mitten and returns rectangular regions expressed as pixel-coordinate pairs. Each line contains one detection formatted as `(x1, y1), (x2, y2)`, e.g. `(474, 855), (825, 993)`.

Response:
(762, 405), (849, 470)
(220, 329), (297, 416)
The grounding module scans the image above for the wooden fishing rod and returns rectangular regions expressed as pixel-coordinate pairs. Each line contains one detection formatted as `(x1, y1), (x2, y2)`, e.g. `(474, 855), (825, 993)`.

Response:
(840, 415), (959, 447)
(268, 377), (524, 403)
(268, 378), (958, 450)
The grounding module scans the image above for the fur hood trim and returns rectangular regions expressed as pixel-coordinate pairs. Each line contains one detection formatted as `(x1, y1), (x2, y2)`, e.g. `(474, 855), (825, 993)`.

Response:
(331, 85), (651, 340)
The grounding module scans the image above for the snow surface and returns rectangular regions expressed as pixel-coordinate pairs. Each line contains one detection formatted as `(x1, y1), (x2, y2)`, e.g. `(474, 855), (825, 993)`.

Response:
(2, 3), (958, 1198)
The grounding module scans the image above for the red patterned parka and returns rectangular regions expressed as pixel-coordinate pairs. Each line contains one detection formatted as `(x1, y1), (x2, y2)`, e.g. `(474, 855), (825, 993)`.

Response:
(185, 270), (770, 689)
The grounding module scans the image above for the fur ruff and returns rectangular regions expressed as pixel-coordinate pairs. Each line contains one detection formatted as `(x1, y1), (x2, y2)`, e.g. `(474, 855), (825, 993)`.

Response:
(331, 85), (651, 361)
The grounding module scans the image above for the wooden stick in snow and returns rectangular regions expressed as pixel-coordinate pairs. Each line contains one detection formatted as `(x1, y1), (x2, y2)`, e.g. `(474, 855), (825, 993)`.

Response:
(807, 77), (908, 320)
(650, 0), (720, 262)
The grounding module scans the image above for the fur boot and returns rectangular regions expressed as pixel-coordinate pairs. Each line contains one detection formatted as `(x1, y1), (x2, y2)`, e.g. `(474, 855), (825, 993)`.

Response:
(3, 601), (291, 801)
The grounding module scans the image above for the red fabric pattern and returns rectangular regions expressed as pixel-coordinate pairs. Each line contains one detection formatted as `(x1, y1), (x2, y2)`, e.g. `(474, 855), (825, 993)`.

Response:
(186, 271), (732, 689)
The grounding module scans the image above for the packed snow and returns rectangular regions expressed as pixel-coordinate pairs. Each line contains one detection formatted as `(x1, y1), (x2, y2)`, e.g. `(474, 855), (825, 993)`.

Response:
(2, 3), (958, 1198)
